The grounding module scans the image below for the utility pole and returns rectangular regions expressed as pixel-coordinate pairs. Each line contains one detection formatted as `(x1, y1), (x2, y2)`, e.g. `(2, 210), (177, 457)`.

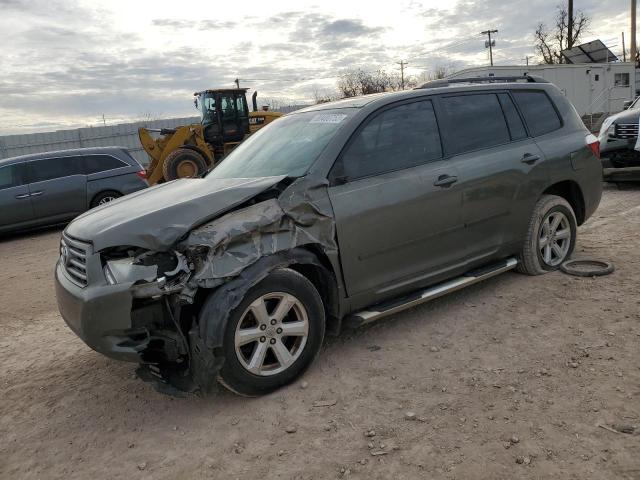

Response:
(632, 0), (637, 67)
(481, 29), (498, 66)
(523, 55), (532, 66)
(622, 31), (627, 62)
(234, 78), (240, 88)
(568, 0), (574, 49)
(397, 60), (408, 90)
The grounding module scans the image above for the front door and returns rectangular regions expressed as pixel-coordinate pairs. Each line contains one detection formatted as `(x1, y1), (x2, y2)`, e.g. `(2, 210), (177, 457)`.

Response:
(219, 93), (249, 143)
(27, 157), (87, 222)
(328, 99), (465, 298)
(0, 162), (34, 229)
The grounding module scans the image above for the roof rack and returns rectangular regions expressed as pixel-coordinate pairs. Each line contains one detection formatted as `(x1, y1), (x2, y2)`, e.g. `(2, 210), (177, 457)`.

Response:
(417, 75), (549, 89)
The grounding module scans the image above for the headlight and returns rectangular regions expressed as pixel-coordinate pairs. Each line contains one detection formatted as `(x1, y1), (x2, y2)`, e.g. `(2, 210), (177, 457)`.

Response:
(607, 124), (615, 136)
(101, 250), (189, 285)
(103, 257), (158, 285)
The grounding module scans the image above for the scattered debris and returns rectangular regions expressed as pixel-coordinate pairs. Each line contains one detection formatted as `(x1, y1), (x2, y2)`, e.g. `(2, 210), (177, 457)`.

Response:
(405, 411), (417, 421)
(370, 450), (388, 456)
(137, 462), (147, 471)
(300, 381), (309, 389)
(598, 423), (636, 435)
(429, 346), (440, 352)
(367, 345), (381, 352)
(285, 426), (297, 434)
(313, 399), (337, 408)
(364, 430), (376, 438)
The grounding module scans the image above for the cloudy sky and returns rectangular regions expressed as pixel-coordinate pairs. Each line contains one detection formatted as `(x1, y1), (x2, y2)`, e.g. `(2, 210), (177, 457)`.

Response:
(0, 0), (631, 135)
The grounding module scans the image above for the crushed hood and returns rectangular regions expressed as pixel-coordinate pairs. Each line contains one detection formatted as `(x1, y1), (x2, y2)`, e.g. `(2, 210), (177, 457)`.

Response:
(66, 176), (287, 251)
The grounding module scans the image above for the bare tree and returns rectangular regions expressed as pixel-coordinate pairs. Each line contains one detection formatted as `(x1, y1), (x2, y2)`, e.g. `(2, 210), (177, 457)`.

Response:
(418, 66), (449, 84)
(337, 69), (417, 98)
(312, 87), (338, 104)
(534, 5), (589, 64)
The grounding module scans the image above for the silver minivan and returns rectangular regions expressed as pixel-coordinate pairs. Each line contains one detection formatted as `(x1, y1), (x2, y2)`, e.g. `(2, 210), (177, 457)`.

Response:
(0, 147), (148, 234)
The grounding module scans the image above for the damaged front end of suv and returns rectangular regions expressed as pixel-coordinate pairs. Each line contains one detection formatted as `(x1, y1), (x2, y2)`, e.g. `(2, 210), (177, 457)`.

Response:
(55, 174), (341, 394)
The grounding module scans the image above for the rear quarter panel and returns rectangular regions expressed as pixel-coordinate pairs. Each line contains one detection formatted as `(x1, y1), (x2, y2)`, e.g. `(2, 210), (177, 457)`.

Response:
(86, 172), (148, 207)
(533, 87), (602, 223)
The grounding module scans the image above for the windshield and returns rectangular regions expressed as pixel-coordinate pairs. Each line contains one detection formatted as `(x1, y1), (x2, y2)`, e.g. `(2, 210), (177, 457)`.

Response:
(207, 109), (356, 179)
(197, 92), (217, 126)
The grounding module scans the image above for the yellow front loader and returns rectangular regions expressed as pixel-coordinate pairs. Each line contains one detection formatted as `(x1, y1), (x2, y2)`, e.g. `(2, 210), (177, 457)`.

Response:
(138, 89), (282, 185)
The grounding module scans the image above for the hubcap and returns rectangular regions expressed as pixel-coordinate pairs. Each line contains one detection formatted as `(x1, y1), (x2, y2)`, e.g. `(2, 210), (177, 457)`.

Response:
(234, 292), (309, 376)
(177, 159), (198, 178)
(538, 211), (571, 266)
(98, 196), (116, 205)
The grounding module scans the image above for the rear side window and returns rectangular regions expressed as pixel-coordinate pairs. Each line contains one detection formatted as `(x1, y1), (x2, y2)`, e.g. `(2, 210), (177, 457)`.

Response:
(84, 155), (127, 174)
(439, 94), (510, 155)
(29, 157), (84, 182)
(497, 93), (527, 141)
(512, 90), (562, 136)
(337, 100), (442, 180)
(0, 164), (24, 189)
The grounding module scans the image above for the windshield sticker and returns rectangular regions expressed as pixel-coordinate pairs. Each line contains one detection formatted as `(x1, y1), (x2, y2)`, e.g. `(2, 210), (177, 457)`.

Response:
(309, 114), (347, 124)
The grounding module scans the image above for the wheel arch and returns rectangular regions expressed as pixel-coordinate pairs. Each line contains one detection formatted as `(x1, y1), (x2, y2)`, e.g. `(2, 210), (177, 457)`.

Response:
(189, 246), (339, 391)
(89, 189), (122, 208)
(542, 180), (586, 225)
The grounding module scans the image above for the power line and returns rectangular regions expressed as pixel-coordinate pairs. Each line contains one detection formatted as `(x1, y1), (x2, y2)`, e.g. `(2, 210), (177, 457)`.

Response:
(406, 34), (484, 61)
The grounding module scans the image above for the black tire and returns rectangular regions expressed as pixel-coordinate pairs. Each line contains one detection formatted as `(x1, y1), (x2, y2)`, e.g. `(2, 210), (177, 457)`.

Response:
(90, 190), (122, 208)
(213, 268), (325, 396)
(517, 194), (577, 275)
(560, 259), (614, 277)
(162, 148), (208, 181)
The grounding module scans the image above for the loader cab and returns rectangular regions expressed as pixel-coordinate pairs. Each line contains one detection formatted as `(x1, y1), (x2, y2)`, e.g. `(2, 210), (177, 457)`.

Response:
(195, 88), (250, 146)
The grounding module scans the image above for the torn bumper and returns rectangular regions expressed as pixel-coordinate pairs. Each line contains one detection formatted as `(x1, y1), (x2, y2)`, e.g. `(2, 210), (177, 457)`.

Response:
(55, 260), (143, 362)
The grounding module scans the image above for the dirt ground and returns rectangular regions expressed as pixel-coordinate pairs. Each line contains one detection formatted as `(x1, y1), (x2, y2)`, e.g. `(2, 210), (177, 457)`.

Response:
(1, 185), (639, 480)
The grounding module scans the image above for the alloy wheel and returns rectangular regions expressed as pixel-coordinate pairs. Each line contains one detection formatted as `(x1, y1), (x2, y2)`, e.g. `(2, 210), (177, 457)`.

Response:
(538, 211), (571, 267)
(234, 292), (309, 376)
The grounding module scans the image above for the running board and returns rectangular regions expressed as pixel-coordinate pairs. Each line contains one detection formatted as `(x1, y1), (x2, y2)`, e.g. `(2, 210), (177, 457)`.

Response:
(346, 257), (518, 328)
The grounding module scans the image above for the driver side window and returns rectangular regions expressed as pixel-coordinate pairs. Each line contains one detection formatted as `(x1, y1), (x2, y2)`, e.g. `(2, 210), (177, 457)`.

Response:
(335, 99), (442, 181)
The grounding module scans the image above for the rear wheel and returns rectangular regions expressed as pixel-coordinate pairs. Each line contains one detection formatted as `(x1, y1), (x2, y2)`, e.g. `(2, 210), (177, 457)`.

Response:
(90, 190), (122, 208)
(517, 194), (577, 275)
(162, 148), (208, 181)
(212, 268), (325, 396)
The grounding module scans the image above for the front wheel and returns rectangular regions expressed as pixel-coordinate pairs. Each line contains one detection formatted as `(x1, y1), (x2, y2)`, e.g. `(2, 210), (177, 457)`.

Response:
(213, 268), (326, 396)
(517, 194), (577, 275)
(162, 148), (208, 181)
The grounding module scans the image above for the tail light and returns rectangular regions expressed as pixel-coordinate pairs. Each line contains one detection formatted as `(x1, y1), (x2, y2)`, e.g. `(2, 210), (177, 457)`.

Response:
(136, 169), (147, 179)
(586, 134), (600, 159)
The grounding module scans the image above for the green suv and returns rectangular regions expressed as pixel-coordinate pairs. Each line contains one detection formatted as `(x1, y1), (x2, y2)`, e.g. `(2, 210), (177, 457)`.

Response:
(55, 76), (602, 396)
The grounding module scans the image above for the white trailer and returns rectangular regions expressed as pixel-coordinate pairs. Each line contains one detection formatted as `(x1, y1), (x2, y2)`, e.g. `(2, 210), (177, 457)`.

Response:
(447, 63), (636, 116)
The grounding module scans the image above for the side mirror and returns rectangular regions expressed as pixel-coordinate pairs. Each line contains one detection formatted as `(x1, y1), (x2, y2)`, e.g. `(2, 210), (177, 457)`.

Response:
(194, 98), (199, 109)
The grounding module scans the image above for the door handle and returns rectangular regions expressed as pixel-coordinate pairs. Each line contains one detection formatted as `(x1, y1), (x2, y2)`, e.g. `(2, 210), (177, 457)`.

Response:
(30, 191), (43, 197)
(433, 175), (458, 187)
(14, 193), (30, 199)
(521, 153), (540, 165)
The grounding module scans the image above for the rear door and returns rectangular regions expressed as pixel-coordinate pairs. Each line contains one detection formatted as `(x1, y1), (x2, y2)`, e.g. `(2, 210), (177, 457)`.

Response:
(328, 99), (465, 298)
(0, 162), (34, 228)
(27, 156), (87, 221)
(436, 92), (548, 261)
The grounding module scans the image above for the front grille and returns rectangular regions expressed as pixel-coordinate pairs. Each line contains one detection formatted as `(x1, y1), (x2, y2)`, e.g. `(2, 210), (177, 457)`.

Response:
(614, 123), (638, 139)
(61, 234), (90, 287)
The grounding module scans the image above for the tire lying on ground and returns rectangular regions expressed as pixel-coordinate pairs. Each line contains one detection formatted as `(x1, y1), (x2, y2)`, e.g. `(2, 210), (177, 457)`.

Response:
(162, 148), (208, 181)
(560, 259), (615, 277)
(517, 194), (577, 275)
(209, 268), (326, 397)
